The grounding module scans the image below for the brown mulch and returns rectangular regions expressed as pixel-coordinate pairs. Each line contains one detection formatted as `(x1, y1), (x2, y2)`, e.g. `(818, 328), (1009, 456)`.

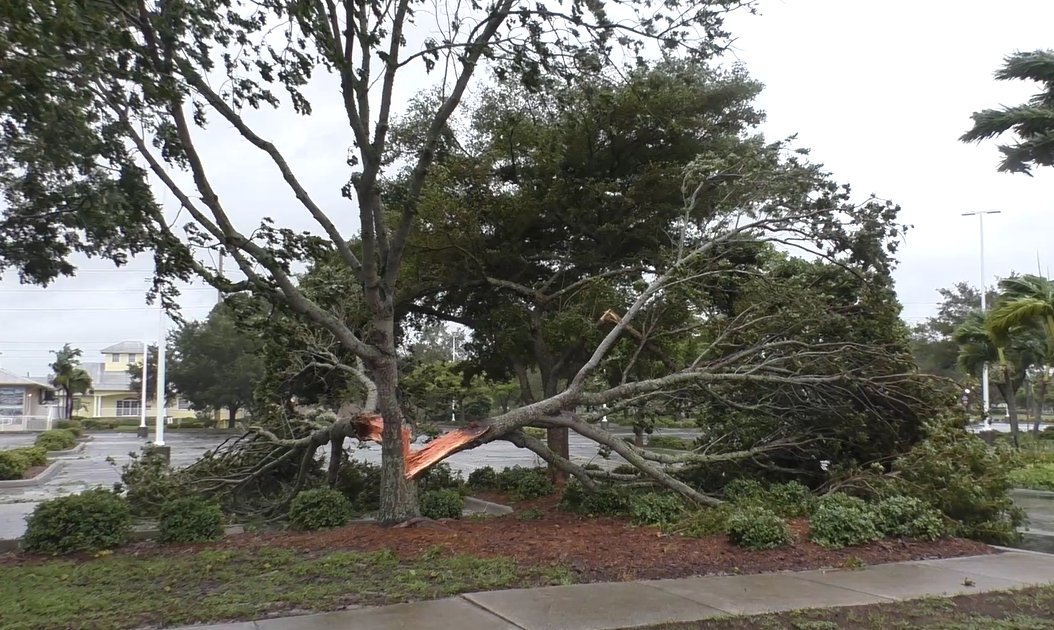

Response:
(22, 465), (47, 480)
(7, 493), (986, 583)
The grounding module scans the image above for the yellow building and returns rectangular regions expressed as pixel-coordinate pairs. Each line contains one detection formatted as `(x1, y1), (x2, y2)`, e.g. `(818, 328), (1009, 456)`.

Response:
(70, 342), (197, 421)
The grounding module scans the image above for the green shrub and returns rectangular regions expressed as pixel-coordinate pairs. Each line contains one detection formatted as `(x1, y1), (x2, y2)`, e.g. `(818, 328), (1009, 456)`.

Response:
(560, 482), (631, 516)
(666, 505), (732, 538)
(23, 488), (131, 554)
(516, 507), (543, 521)
(420, 489), (464, 519)
(630, 492), (686, 526)
(892, 419), (1025, 544)
(494, 466), (548, 493)
(726, 506), (791, 550)
(874, 495), (946, 541)
(418, 463), (464, 493)
(55, 420), (84, 437)
(559, 479), (587, 511)
(766, 481), (817, 518)
(0, 451), (29, 480)
(21, 446), (48, 467)
(82, 418), (118, 430)
(583, 463), (603, 471)
(1008, 463), (1054, 491)
(158, 496), (224, 544)
(646, 435), (693, 450)
(288, 488), (354, 530)
(512, 470), (554, 501)
(118, 446), (183, 516)
(35, 429), (76, 452)
(467, 466), (498, 489)
(523, 427), (546, 440)
(611, 464), (640, 476)
(722, 478), (766, 503)
(809, 494), (881, 549)
(335, 459), (381, 511)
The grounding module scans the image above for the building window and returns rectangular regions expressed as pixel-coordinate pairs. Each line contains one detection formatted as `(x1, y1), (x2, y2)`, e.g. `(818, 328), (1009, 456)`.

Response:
(115, 399), (141, 417)
(177, 398), (192, 410)
(0, 387), (24, 418)
(111, 353), (120, 363)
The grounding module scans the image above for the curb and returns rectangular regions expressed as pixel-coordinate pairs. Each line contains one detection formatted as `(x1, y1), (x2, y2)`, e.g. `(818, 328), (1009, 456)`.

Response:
(46, 442), (87, 458)
(0, 461), (64, 489)
(464, 496), (513, 516)
(1012, 488), (1054, 498)
(991, 544), (1054, 557)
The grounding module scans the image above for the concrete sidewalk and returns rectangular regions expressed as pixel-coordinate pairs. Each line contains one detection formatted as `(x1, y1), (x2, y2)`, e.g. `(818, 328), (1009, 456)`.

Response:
(174, 549), (1054, 630)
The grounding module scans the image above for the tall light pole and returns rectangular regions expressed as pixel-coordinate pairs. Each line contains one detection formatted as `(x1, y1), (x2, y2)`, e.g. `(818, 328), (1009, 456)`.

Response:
(962, 210), (1001, 425)
(137, 340), (149, 438)
(155, 305), (167, 448)
(450, 330), (457, 423)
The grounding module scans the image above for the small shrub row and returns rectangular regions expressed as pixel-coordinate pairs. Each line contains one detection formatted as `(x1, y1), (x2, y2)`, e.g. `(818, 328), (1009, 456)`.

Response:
(727, 506), (792, 550)
(54, 420), (84, 437)
(289, 488), (356, 530)
(0, 447), (49, 480)
(35, 429), (77, 452)
(644, 435), (694, 451)
(723, 478), (816, 517)
(809, 493), (946, 549)
(470, 466), (556, 500)
(418, 463), (465, 493)
(1008, 463), (1054, 491)
(334, 459), (382, 512)
(420, 489), (464, 519)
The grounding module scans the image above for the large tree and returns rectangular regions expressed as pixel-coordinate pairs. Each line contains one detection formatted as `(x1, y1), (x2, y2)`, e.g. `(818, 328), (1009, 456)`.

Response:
(910, 283), (996, 379)
(0, 0), (756, 522)
(50, 344), (92, 419)
(167, 304), (265, 427)
(961, 50), (1054, 174)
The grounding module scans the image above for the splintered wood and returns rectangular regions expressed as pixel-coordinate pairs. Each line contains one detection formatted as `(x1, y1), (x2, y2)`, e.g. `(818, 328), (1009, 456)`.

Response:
(353, 413), (488, 479)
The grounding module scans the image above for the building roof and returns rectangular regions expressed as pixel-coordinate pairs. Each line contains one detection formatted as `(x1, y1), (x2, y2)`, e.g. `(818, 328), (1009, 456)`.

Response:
(82, 362), (134, 393)
(0, 369), (54, 389)
(100, 341), (146, 354)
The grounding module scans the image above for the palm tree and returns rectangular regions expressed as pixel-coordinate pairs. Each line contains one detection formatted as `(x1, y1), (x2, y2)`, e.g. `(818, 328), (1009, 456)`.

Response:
(961, 50), (1054, 174)
(50, 344), (93, 420)
(954, 311), (1039, 448)
(988, 275), (1054, 434)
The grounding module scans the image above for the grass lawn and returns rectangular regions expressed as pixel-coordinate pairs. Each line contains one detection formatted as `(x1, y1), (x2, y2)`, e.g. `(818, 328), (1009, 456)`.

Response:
(635, 584), (1054, 629)
(0, 546), (573, 630)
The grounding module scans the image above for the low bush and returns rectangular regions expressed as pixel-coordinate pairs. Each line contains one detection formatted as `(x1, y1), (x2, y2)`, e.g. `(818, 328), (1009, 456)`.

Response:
(420, 489), (464, 519)
(582, 463), (603, 471)
(630, 492), (686, 526)
(726, 506), (791, 550)
(118, 445), (183, 516)
(23, 488), (131, 554)
(0, 451), (29, 480)
(21, 446), (47, 467)
(666, 505), (732, 538)
(35, 429), (77, 452)
(82, 418), (118, 430)
(809, 493), (881, 549)
(766, 481), (817, 518)
(611, 464), (640, 476)
(722, 478), (766, 503)
(874, 495), (946, 541)
(641, 435), (694, 450)
(288, 488), (354, 530)
(560, 482), (631, 516)
(467, 466), (498, 489)
(418, 463), (464, 493)
(158, 496), (224, 544)
(512, 470), (554, 501)
(494, 466), (548, 494)
(1008, 463), (1054, 491)
(334, 459), (381, 511)
(55, 420), (84, 437)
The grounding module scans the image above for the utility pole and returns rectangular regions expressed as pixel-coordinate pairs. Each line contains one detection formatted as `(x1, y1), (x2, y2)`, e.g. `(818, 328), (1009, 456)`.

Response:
(137, 340), (149, 438)
(154, 305), (168, 456)
(962, 210), (1001, 426)
(450, 330), (457, 423)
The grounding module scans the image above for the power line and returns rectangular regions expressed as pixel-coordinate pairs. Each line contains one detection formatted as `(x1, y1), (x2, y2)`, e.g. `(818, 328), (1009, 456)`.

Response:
(0, 287), (214, 294)
(0, 304), (216, 312)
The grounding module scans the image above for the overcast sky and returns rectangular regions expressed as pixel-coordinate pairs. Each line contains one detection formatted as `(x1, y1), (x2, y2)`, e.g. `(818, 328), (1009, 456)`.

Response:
(1, 0), (1052, 376)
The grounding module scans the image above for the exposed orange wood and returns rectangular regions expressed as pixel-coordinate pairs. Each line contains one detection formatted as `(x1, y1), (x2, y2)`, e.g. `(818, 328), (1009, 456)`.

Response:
(351, 413), (487, 479)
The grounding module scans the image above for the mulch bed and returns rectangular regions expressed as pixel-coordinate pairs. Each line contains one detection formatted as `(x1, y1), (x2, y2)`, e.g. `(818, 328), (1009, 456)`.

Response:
(22, 465), (47, 480)
(16, 492), (987, 583)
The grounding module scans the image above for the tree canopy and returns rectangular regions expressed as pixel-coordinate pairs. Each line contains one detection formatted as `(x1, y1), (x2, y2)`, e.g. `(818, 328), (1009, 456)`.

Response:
(50, 344), (92, 420)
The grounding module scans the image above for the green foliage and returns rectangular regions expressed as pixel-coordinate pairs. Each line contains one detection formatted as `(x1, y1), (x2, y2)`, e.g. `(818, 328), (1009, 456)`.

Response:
(0, 450), (29, 480)
(722, 478), (816, 517)
(611, 464), (641, 476)
(49, 344), (93, 420)
(560, 481), (630, 516)
(117, 446), (183, 517)
(726, 506), (792, 550)
(645, 435), (694, 450)
(467, 466), (498, 489)
(420, 489), (464, 519)
(418, 463), (464, 493)
(55, 419), (84, 437)
(665, 505), (732, 538)
(582, 462), (603, 471)
(1009, 463), (1054, 491)
(35, 429), (76, 452)
(629, 492), (686, 526)
(511, 470), (555, 501)
(892, 419), (1025, 544)
(23, 488), (131, 554)
(288, 488), (355, 530)
(158, 496), (225, 544)
(493, 466), (548, 494)
(516, 507), (543, 521)
(20, 446), (48, 467)
(809, 494), (881, 549)
(874, 496), (946, 541)
(335, 459), (381, 512)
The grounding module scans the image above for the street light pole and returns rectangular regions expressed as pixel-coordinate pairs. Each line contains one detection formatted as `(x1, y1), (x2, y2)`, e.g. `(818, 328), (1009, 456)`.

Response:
(962, 210), (1002, 425)
(137, 340), (149, 438)
(155, 305), (167, 448)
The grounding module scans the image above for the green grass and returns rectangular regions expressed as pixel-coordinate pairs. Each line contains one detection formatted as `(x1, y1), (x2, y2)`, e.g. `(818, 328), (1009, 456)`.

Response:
(1009, 463), (1054, 491)
(0, 546), (573, 630)
(630, 584), (1054, 629)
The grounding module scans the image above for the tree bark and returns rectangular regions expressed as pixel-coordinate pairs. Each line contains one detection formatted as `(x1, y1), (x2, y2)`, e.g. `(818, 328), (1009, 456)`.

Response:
(997, 382), (1020, 449)
(1036, 379), (1048, 436)
(327, 435), (344, 487)
(373, 347), (419, 523)
(227, 406), (237, 429)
